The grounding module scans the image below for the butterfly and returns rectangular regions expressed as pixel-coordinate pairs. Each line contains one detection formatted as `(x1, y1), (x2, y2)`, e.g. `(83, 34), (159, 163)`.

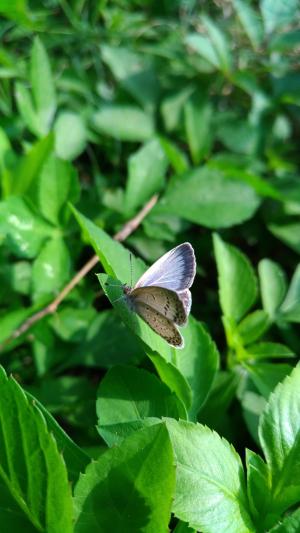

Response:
(122, 242), (196, 348)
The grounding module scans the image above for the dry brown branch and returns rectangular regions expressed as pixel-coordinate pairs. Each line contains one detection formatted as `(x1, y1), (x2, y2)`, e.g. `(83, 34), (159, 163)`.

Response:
(0, 194), (158, 351)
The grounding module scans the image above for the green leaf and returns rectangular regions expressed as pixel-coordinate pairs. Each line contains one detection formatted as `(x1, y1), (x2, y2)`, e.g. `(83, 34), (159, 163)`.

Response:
(125, 138), (168, 213)
(268, 222), (300, 254)
(92, 105), (154, 141)
(158, 167), (260, 229)
(166, 419), (254, 533)
(245, 362), (292, 399)
(260, 0), (299, 34)
(174, 316), (219, 420)
(71, 205), (146, 284)
(50, 306), (96, 342)
(148, 351), (192, 413)
(213, 233), (257, 322)
(0, 307), (34, 344)
(161, 86), (194, 132)
(30, 37), (56, 133)
(233, 0), (264, 49)
(159, 137), (189, 174)
(97, 365), (186, 446)
(0, 366), (73, 532)
(0, 196), (52, 258)
(184, 93), (213, 165)
(185, 34), (220, 70)
(246, 449), (270, 523)
(32, 237), (71, 300)
(258, 365), (300, 527)
(258, 259), (287, 319)
(269, 507), (300, 532)
(15, 82), (41, 137)
(101, 45), (159, 109)
(74, 424), (175, 533)
(12, 134), (54, 195)
(279, 264), (300, 322)
(6, 260), (32, 295)
(25, 391), (89, 484)
(202, 15), (232, 74)
(71, 310), (143, 369)
(54, 112), (87, 160)
(38, 154), (79, 225)
(246, 342), (295, 360)
(199, 371), (239, 429)
(238, 310), (270, 345)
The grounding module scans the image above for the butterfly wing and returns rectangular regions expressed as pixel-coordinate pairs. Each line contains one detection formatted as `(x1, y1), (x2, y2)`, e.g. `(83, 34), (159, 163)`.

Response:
(177, 289), (192, 318)
(130, 286), (187, 325)
(134, 242), (196, 292)
(134, 300), (184, 348)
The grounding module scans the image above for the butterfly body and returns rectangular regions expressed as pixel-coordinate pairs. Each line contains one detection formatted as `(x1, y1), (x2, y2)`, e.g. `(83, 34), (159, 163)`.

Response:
(122, 243), (196, 348)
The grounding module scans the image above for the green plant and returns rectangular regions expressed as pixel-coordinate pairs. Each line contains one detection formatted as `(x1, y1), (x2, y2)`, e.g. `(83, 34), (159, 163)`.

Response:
(0, 0), (300, 531)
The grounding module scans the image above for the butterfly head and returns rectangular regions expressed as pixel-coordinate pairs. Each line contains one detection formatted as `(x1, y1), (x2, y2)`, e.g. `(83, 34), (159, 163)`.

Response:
(122, 284), (132, 295)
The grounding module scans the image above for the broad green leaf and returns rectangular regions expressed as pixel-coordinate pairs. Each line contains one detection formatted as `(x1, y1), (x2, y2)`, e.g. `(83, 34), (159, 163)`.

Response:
(0, 478), (35, 532)
(238, 310), (270, 345)
(74, 424), (175, 533)
(233, 0), (264, 49)
(92, 105), (154, 141)
(50, 306), (97, 342)
(54, 112), (87, 160)
(32, 237), (71, 300)
(30, 37), (56, 133)
(199, 371), (239, 429)
(246, 342), (295, 360)
(246, 449), (270, 523)
(270, 507), (300, 532)
(158, 167), (260, 228)
(6, 260), (32, 295)
(38, 154), (79, 225)
(71, 310), (143, 369)
(29, 376), (97, 429)
(241, 389), (266, 445)
(148, 351), (192, 413)
(101, 45), (159, 109)
(97, 365), (186, 446)
(213, 233), (257, 322)
(175, 316), (219, 420)
(15, 82), (41, 137)
(184, 93), (213, 164)
(0, 0), (32, 26)
(202, 15), (232, 74)
(174, 521), (197, 533)
(258, 259), (287, 319)
(159, 137), (189, 174)
(166, 419), (254, 533)
(0, 366), (73, 532)
(0, 307), (34, 345)
(161, 86), (194, 132)
(0, 196), (52, 258)
(125, 138), (168, 213)
(185, 34), (220, 69)
(71, 205), (146, 284)
(268, 222), (300, 254)
(279, 264), (300, 322)
(259, 366), (300, 526)
(260, 0), (299, 34)
(245, 362), (292, 399)
(25, 391), (89, 484)
(12, 134), (54, 195)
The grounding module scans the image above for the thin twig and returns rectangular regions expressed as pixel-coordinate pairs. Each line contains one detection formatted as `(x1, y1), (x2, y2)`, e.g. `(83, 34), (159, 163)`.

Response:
(0, 194), (158, 351)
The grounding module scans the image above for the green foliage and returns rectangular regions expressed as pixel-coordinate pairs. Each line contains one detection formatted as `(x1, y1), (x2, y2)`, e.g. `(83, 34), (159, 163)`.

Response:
(0, 1), (300, 531)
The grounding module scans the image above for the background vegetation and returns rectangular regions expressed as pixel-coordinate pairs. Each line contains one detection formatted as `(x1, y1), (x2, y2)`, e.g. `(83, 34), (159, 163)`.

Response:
(0, 0), (300, 531)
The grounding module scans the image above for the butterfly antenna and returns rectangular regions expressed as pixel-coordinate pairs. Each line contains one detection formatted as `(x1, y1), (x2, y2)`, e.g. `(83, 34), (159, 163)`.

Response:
(130, 252), (133, 287)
